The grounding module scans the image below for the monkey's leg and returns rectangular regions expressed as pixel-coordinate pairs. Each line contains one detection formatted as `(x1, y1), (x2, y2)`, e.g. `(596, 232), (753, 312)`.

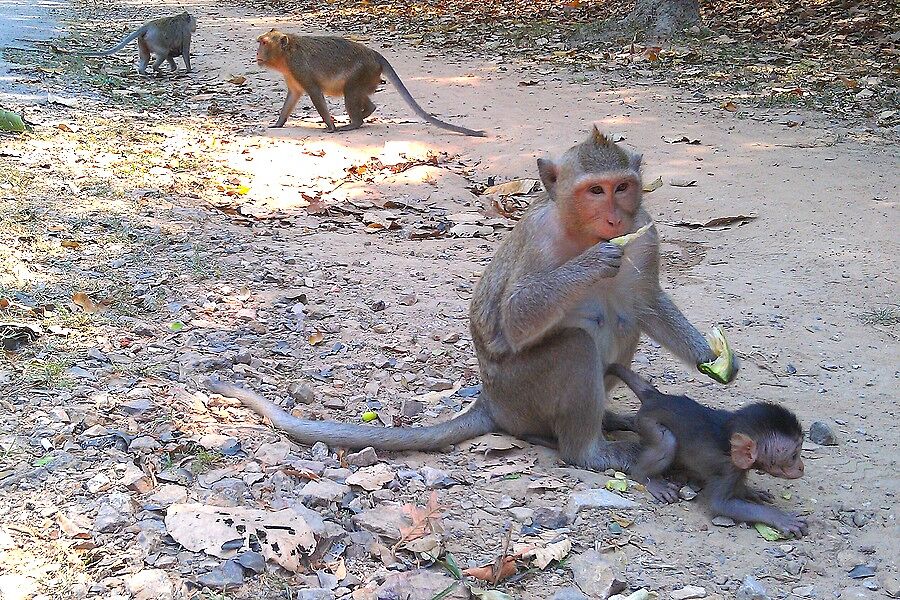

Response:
(181, 40), (192, 73)
(338, 72), (377, 132)
(167, 57), (177, 71)
(554, 330), (644, 472)
(338, 89), (367, 132)
(305, 85), (336, 132)
(136, 37), (151, 75)
(150, 53), (167, 76)
(631, 416), (679, 503)
(273, 89), (302, 128)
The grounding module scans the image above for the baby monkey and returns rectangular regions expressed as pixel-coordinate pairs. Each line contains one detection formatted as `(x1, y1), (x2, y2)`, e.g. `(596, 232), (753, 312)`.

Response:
(255, 30), (485, 136)
(608, 364), (808, 537)
(78, 12), (196, 75)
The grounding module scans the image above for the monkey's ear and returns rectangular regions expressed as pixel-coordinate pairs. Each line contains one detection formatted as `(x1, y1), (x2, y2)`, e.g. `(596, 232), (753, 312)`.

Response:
(729, 433), (757, 469)
(629, 152), (642, 172)
(279, 35), (289, 50)
(537, 158), (558, 195)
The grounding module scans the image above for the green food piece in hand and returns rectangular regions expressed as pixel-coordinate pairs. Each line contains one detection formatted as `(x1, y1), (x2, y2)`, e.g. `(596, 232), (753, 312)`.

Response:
(606, 479), (628, 492)
(361, 411), (378, 423)
(609, 223), (652, 246)
(699, 326), (735, 384)
(754, 523), (785, 541)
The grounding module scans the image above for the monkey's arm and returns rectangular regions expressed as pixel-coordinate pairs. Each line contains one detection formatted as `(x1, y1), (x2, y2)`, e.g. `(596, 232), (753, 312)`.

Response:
(638, 290), (724, 371)
(706, 476), (807, 537)
(501, 243), (622, 350)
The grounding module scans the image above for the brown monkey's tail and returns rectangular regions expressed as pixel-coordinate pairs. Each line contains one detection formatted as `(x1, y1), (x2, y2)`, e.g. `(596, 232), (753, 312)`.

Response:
(606, 363), (657, 403)
(204, 377), (496, 451)
(374, 52), (486, 137)
(78, 26), (146, 56)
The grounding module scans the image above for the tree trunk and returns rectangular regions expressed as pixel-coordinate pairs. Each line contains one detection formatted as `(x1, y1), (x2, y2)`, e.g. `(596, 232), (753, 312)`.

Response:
(624, 0), (700, 39)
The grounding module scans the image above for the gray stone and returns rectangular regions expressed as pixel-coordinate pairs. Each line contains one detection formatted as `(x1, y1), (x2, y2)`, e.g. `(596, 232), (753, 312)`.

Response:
(550, 588), (589, 600)
(736, 576), (770, 600)
(346, 447), (378, 467)
(297, 589), (335, 600)
(129, 436), (161, 452)
(317, 570), (339, 589)
(671, 585), (707, 599)
(236, 551), (266, 574)
(401, 399), (424, 417)
(567, 488), (637, 513)
(255, 440), (292, 464)
(678, 486), (698, 501)
(809, 421), (837, 445)
(125, 569), (174, 600)
(420, 466), (451, 488)
(310, 441), (330, 460)
(94, 492), (134, 533)
(351, 504), (407, 539)
(300, 479), (350, 505)
(569, 549), (619, 598)
(288, 382), (316, 404)
(509, 507), (534, 523)
(377, 570), (468, 600)
(533, 506), (569, 529)
(196, 559), (244, 590)
(198, 434), (241, 455)
(711, 516), (736, 527)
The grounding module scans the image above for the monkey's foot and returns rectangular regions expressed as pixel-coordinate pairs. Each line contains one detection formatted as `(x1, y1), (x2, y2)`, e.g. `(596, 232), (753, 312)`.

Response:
(647, 478), (680, 504)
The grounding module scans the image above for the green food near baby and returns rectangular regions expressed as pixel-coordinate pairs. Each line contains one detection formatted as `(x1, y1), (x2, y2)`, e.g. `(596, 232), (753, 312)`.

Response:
(699, 326), (735, 384)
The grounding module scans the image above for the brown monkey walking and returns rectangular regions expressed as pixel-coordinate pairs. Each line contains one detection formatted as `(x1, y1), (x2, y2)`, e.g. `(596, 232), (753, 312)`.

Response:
(77, 12), (196, 75)
(607, 363), (807, 537)
(206, 129), (731, 472)
(255, 30), (485, 136)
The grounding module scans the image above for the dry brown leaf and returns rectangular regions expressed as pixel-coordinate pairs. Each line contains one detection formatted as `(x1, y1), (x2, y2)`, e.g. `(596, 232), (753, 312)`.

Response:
(227, 75), (247, 85)
(722, 101), (739, 112)
(463, 556), (518, 582)
(666, 214), (758, 229)
(522, 537), (572, 569)
(60, 239), (81, 249)
(165, 504), (316, 573)
(72, 292), (108, 313)
(308, 332), (325, 345)
(642, 176), (664, 193)
(397, 491), (444, 544)
(482, 179), (539, 196)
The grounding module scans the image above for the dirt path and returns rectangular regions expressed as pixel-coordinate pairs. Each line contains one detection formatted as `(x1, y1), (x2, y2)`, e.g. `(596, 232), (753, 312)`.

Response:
(1, 0), (898, 598)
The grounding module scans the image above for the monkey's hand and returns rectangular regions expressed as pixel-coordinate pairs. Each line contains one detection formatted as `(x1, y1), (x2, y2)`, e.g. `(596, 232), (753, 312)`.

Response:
(698, 326), (739, 384)
(579, 242), (623, 278)
(770, 511), (808, 538)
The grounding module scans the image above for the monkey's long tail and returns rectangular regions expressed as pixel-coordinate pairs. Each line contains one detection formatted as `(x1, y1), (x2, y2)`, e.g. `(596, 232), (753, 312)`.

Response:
(78, 27), (145, 56)
(375, 52), (486, 137)
(606, 363), (656, 403)
(205, 377), (496, 451)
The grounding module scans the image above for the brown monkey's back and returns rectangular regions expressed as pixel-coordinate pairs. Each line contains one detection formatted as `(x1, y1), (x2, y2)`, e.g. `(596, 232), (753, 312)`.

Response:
(280, 35), (382, 91)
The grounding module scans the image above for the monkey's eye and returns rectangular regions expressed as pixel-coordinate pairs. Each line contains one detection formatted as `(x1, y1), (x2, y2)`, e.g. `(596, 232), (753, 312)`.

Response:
(589, 185), (604, 195)
(616, 182), (629, 192)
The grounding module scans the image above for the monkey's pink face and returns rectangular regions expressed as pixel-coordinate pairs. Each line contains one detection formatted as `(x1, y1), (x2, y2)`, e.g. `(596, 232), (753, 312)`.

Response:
(256, 32), (284, 67)
(571, 175), (640, 243)
(756, 435), (805, 479)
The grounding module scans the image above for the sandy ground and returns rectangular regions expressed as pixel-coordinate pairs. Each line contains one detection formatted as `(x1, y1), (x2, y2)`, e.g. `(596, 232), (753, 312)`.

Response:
(1, 0), (898, 598)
